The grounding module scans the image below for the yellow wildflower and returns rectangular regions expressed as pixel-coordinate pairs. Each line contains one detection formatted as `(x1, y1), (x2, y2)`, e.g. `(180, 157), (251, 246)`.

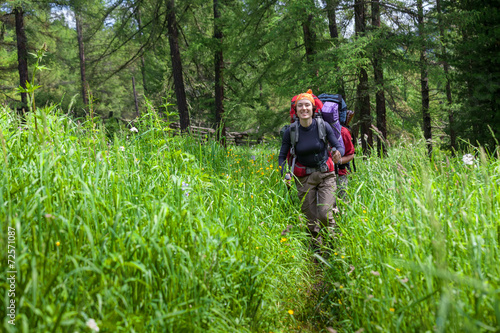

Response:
(56, 241), (60, 246)
(288, 310), (294, 315)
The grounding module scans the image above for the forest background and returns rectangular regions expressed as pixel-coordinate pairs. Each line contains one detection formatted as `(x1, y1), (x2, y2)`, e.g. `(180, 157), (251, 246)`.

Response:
(1, 0), (499, 150)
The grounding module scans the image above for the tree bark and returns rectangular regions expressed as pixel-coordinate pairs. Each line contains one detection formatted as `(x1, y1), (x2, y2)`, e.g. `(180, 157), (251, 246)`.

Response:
(214, 0), (226, 143)
(14, 6), (28, 111)
(302, 14), (317, 62)
(417, 0), (432, 156)
(372, 0), (387, 156)
(436, 0), (456, 153)
(324, 0), (339, 39)
(354, 0), (372, 155)
(135, 5), (148, 95)
(75, 13), (88, 106)
(166, 0), (190, 132)
(324, 0), (345, 96)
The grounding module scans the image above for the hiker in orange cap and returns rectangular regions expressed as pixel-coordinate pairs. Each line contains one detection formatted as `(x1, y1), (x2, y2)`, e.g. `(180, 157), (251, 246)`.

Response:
(278, 90), (344, 256)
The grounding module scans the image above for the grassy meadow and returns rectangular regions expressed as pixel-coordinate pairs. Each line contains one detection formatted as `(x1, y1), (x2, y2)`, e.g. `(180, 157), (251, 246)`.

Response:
(0, 105), (499, 332)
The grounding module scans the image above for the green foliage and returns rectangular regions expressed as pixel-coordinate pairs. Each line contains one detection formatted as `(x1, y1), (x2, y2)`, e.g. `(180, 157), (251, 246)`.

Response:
(443, 0), (500, 148)
(1, 0), (498, 152)
(290, 144), (500, 332)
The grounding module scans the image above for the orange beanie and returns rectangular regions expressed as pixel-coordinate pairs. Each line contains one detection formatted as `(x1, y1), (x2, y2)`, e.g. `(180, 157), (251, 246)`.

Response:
(295, 89), (315, 106)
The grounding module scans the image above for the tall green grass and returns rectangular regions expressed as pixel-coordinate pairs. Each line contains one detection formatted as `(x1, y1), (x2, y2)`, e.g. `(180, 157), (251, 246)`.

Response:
(1, 104), (499, 332)
(0, 106), (313, 332)
(315, 143), (500, 332)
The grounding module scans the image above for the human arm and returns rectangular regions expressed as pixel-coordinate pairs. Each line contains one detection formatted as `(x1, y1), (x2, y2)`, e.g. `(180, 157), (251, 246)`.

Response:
(324, 123), (344, 161)
(339, 153), (355, 165)
(278, 127), (291, 176)
(339, 126), (355, 165)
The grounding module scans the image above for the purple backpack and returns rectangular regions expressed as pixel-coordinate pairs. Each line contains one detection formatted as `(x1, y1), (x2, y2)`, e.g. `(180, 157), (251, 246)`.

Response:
(321, 101), (345, 153)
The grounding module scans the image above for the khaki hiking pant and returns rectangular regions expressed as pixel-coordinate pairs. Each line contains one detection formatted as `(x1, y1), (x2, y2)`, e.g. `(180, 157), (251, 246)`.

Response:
(295, 171), (338, 247)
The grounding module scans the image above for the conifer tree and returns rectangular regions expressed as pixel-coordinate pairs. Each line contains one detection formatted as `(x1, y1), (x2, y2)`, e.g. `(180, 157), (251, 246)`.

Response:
(14, 6), (28, 111)
(417, 0), (431, 156)
(436, 0), (456, 152)
(214, 0), (226, 143)
(446, 0), (499, 147)
(371, 0), (387, 156)
(75, 11), (88, 106)
(166, 0), (190, 132)
(354, 0), (372, 155)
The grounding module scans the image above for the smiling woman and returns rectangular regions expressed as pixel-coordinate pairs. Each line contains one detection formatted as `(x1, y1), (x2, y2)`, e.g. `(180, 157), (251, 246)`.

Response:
(278, 90), (344, 258)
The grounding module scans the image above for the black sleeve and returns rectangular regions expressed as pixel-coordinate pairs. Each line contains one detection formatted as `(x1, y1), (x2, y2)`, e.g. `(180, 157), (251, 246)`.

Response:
(325, 122), (345, 156)
(278, 128), (291, 175)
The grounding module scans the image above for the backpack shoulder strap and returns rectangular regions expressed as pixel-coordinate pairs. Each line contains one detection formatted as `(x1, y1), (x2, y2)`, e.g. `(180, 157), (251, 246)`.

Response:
(289, 121), (299, 156)
(316, 117), (327, 143)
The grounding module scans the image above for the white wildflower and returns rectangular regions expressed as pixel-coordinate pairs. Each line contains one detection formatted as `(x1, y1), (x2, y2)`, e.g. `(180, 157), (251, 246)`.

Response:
(462, 154), (474, 165)
(130, 127), (138, 133)
(119, 146), (125, 151)
(86, 319), (100, 332)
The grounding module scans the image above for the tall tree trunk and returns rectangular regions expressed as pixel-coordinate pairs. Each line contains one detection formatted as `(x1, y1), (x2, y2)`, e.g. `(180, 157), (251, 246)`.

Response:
(324, 0), (345, 96)
(354, 0), (372, 155)
(436, 0), (456, 153)
(372, 0), (387, 156)
(135, 5), (148, 95)
(214, 0), (226, 143)
(302, 14), (317, 62)
(14, 7), (28, 111)
(75, 13), (88, 106)
(324, 0), (339, 39)
(417, 0), (432, 156)
(166, 0), (190, 132)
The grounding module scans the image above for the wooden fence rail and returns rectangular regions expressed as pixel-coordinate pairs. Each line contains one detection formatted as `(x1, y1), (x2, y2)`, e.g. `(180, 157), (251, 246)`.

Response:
(168, 123), (264, 146)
